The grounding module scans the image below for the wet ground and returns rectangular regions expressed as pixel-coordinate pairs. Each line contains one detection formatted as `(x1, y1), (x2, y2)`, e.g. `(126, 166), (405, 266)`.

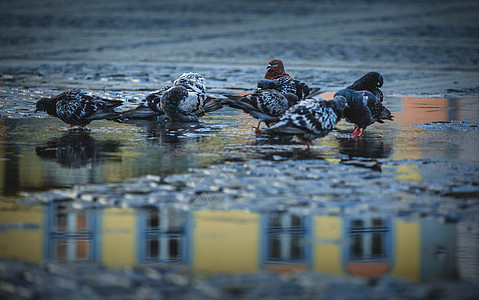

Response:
(1, 0), (479, 299)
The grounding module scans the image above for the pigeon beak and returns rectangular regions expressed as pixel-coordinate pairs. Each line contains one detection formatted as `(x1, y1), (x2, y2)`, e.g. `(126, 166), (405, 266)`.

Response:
(266, 64), (272, 69)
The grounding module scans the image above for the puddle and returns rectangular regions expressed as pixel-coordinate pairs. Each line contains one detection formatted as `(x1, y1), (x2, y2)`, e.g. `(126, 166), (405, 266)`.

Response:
(1, 95), (478, 197)
(1, 87), (479, 299)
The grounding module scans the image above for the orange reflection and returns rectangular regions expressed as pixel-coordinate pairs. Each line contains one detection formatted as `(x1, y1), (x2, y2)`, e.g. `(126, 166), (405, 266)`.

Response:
(265, 264), (309, 274)
(395, 97), (450, 125)
(347, 262), (390, 278)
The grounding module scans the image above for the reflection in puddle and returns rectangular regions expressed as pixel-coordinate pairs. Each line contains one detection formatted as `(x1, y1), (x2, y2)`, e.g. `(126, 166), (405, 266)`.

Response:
(36, 132), (121, 168)
(1, 203), (476, 283)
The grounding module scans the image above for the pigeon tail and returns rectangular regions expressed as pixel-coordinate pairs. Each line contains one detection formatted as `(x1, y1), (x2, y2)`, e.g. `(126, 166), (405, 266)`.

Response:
(307, 88), (322, 98)
(378, 107), (394, 122)
(202, 97), (223, 113)
(121, 104), (160, 119)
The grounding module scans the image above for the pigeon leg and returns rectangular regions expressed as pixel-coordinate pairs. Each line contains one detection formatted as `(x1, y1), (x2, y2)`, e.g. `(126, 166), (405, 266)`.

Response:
(305, 140), (312, 150)
(253, 121), (262, 132)
(358, 128), (365, 137)
(351, 125), (360, 137)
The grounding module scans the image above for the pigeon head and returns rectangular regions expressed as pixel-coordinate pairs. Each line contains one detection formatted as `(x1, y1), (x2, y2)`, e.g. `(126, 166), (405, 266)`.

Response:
(265, 59), (291, 80)
(330, 95), (349, 117)
(361, 71), (383, 88)
(347, 72), (383, 90)
(174, 72), (206, 94)
(334, 88), (354, 99)
(162, 86), (189, 108)
(35, 97), (57, 115)
(35, 98), (48, 112)
(376, 73), (384, 87)
(267, 59), (284, 70)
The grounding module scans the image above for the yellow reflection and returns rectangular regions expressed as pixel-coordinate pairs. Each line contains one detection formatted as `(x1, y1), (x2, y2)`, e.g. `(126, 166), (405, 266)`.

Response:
(102, 208), (136, 267)
(396, 165), (422, 182)
(193, 210), (260, 273)
(392, 220), (420, 282)
(313, 216), (343, 275)
(0, 204), (44, 263)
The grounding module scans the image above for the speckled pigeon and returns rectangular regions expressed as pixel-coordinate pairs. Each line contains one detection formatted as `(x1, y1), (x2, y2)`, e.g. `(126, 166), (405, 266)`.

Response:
(264, 96), (349, 149)
(122, 72), (207, 119)
(347, 71), (384, 102)
(334, 88), (393, 137)
(35, 89), (124, 128)
(223, 89), (299, 131)
(160, 85), (222, 122)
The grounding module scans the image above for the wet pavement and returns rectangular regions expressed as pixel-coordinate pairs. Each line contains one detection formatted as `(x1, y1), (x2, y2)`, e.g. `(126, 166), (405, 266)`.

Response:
(1, 0), (479, 299)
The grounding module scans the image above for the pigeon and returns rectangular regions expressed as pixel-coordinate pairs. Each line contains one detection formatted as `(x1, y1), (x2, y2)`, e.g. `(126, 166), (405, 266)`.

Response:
(35, 89), (124, 128)
(261, 59), (320, 100)
(264, 58), (294, 80)
(347, 71), (384, 102)
(264, 96), (349, 149)
(160, 85), (222, 122)
(122, 72), (207, 119)
(222, 89), (299, 131)
(334, 88), (393, 137)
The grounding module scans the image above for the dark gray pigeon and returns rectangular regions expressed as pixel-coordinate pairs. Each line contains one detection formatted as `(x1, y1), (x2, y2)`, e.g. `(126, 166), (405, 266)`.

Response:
(347, 71), (384, 102)
(222, 89), (299, 131)
(160, 86), (222, 122)
(264, 96), (348, 149)
(334, 88), (393, 137)
(35, 89), (124, 129)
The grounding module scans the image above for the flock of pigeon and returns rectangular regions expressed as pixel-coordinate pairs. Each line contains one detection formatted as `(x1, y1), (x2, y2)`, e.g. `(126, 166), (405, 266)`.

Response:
(35, 59), (394, 149)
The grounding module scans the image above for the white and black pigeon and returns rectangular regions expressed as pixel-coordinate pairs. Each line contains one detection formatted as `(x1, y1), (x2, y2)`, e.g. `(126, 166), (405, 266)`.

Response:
(160, 85), (222, 122)
(35, 89), (124, 129)
(334, 88), (393, 137)
(122, 72), (207, 119)
(264, 96), (349, 149)
(222, 89), (299, 131)
(257, 77), (319, 100)
(346, 71), (384, 102)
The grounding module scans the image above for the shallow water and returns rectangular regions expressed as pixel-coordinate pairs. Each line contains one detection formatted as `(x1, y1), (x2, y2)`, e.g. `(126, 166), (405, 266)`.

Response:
(1, 95), (478, 196)
(1, 94), (478, 292)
